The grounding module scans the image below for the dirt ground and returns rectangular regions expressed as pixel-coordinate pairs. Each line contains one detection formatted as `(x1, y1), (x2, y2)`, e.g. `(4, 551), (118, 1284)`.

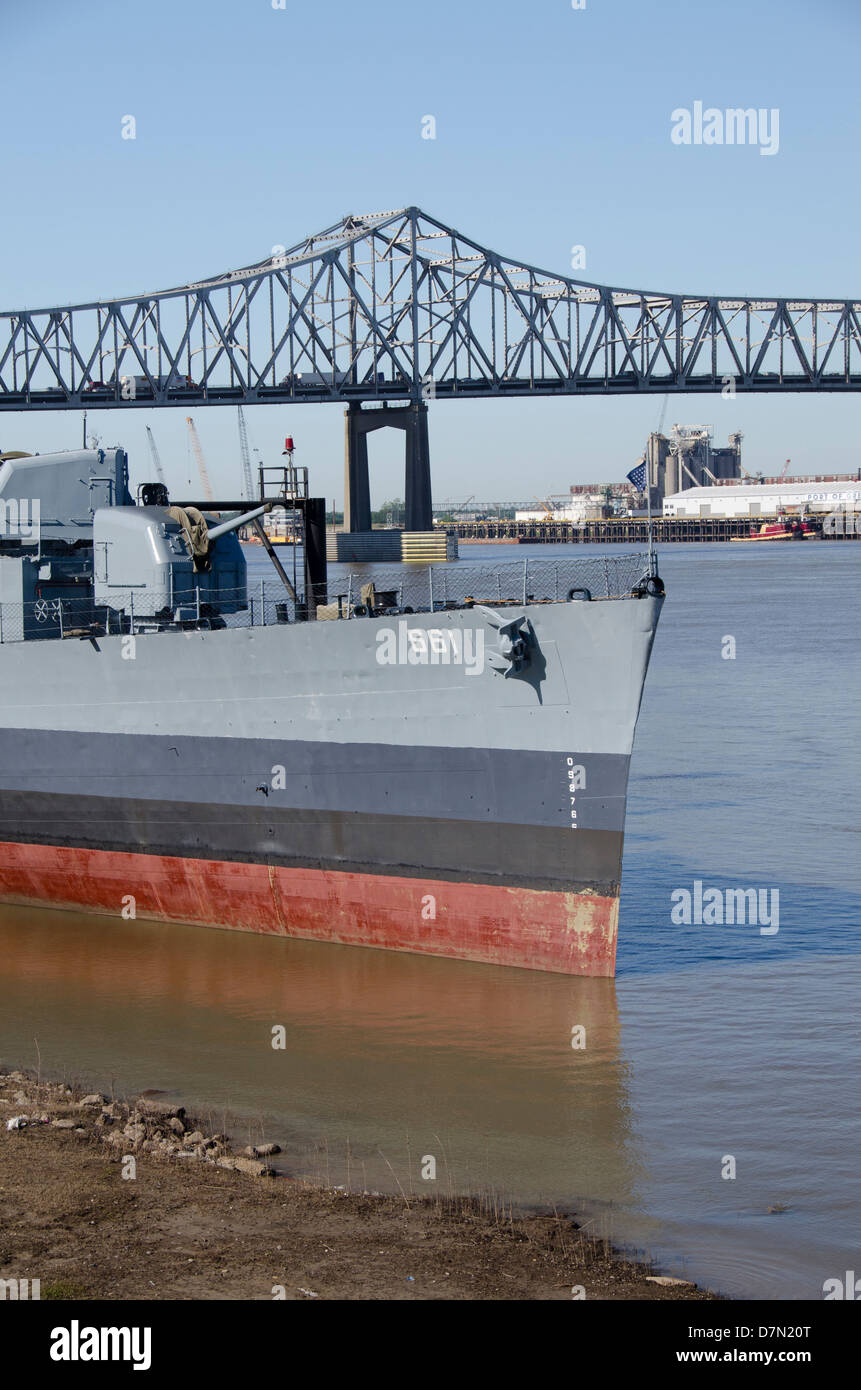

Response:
(0, 1069), (720, 1301)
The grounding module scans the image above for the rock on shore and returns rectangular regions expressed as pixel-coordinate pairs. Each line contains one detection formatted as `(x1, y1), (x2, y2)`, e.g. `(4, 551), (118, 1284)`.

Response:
(0, 1071), (277, 1176)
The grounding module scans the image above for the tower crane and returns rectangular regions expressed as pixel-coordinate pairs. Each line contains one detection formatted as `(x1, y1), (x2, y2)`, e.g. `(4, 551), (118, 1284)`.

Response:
(236, 406), (255, 501)
(532, 495), (555, 518)
(144, 426), (166, 488)
(185, 417), (215, 503)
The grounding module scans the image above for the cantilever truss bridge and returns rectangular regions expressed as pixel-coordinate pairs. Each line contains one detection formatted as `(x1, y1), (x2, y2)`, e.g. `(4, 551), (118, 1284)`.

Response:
(1, 206), (859, 412)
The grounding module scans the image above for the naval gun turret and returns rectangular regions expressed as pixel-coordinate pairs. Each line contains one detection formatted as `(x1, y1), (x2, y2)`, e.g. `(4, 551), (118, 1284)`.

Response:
(0, 446), (262, 640)
(92, 500), (261, 629)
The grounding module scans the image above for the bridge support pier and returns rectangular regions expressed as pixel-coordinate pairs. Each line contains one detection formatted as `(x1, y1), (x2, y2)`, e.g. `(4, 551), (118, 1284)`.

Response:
(343, 401), (432, 532)
(343, 409), (371, 532)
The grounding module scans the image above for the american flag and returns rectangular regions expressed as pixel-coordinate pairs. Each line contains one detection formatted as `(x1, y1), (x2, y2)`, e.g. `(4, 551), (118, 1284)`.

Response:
(626, 462), (647, 492)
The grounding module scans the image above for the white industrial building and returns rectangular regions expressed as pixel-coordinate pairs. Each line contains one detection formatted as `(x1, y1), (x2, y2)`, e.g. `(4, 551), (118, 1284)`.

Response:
(663, 480), (861, 519)
(515, 493), (608, 523)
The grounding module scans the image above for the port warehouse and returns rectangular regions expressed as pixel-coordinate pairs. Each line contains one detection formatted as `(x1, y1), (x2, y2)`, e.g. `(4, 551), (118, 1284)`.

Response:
(662, 480), (861, 517)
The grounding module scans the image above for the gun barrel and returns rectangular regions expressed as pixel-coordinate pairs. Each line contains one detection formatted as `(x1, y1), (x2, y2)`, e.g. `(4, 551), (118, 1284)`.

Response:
(207, 504), (268, 541)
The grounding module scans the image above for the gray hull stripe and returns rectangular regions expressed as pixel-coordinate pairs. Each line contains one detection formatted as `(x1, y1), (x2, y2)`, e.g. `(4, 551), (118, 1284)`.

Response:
(0, 731), (631, 833)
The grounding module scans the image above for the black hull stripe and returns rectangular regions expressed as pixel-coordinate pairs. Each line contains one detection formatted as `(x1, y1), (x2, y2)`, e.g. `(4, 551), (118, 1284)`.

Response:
(0, 791), (624, 895)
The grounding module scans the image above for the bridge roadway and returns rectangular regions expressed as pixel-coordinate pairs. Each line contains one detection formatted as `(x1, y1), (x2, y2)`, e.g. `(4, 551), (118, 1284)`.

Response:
(2, 207), (858, 532)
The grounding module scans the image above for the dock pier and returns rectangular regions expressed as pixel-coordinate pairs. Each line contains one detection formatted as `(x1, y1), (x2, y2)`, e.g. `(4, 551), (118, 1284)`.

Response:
(450, 516), (854, 544)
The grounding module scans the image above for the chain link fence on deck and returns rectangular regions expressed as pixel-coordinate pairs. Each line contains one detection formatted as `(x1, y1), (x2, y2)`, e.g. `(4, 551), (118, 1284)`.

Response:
(325, 552), (655, 614)
(0, 553), (655, 643)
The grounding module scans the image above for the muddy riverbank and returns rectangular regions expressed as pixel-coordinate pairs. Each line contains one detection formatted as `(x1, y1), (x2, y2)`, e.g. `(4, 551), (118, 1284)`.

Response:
(0, 1066), (719, 1301)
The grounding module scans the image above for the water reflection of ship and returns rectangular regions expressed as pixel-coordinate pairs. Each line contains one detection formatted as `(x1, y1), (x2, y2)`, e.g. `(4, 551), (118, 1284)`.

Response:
(0, 904), (636, 1211)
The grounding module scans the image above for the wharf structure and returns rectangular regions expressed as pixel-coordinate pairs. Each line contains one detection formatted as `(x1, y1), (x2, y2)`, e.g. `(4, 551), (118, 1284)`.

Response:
(449, 512), (857, 542)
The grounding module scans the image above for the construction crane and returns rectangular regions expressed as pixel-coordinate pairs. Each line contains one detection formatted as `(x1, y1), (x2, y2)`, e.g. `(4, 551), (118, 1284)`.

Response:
(185, 417), (215, 503)
(435, 495), (476, 521)
(236, 406), (255, 501)
(779, 458), (791, 481)
(144, 426), (166, 488)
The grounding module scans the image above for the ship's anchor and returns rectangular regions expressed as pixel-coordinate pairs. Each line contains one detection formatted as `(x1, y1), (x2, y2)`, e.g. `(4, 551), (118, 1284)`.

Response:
(475, 606), (535, 677)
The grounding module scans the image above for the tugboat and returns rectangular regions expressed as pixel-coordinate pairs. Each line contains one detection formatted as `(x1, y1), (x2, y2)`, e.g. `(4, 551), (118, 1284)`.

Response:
(733, 512), (819, 541)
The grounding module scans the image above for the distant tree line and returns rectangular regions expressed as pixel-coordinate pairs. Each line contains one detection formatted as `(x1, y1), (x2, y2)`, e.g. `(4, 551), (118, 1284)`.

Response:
(371, 498), (405, 526)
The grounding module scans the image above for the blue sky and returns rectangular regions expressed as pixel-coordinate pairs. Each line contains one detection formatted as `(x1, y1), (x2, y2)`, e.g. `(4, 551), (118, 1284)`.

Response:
(1, 0), (859, 503)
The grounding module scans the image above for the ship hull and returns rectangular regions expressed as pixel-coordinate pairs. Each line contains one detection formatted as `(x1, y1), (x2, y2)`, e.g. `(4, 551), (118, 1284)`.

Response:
(0, 842), (619, 975)
(0, 593), (662, 975)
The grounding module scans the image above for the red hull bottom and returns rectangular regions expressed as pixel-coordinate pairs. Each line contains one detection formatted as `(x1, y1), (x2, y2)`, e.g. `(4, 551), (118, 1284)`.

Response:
(0, 841), (618, 977)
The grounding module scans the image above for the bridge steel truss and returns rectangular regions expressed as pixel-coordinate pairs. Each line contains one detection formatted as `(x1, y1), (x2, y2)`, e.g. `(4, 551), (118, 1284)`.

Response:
(1, 206), (860, 413)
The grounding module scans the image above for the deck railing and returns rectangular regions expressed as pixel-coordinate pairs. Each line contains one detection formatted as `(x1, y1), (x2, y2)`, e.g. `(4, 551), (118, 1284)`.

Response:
(0, 552), (656, 644)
